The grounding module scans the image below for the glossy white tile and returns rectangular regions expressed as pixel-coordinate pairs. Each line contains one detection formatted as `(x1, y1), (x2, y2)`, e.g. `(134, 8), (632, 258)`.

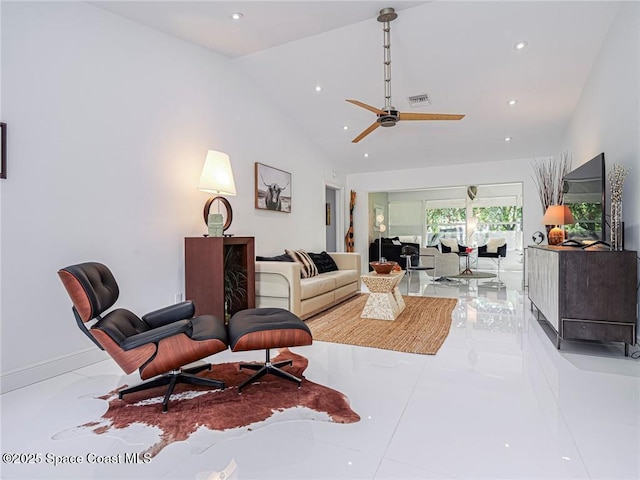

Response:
(2, 266), (639, 480)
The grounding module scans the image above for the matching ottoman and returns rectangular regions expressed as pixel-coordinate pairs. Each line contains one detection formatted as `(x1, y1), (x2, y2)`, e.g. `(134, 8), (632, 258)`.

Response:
(228, 308), (313, 392)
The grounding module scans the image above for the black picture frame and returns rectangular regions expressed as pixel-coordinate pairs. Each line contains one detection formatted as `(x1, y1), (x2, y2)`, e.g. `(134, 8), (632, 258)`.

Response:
(254, 162), (291, 213)
(1, 122), (6, 179)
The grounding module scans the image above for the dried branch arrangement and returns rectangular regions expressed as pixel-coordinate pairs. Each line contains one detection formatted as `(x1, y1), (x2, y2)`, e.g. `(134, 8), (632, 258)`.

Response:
(531, 152), (572, 214)
(608, 163), (630, 205)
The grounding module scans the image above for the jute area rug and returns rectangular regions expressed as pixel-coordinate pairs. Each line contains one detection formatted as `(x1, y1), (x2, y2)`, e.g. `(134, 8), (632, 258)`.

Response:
(306, 294), (458, 355)
(55, 349), (359, 458)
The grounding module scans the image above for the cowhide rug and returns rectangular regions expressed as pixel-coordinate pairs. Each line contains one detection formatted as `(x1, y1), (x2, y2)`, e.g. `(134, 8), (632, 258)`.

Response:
(56, 349), (359, 458)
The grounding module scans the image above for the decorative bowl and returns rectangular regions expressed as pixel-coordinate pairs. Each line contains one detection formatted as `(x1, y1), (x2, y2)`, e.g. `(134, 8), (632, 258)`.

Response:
(369, 261), (398, 274)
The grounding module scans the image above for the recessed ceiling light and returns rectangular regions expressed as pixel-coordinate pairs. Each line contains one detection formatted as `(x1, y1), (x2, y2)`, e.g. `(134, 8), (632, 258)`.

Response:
(230, 12), (244, 21)
(342, 125), (349, 130)
(508, 99), (518, 106)
(504, 137), (512, 142)
(514, 41), (528, 50)
(315, 85), (322, 92)
(363, 153), (369, 158)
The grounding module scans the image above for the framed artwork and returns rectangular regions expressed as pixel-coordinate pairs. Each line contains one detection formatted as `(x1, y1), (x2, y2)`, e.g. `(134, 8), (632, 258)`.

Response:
(1, 123), (6, 179)
(255, 163), (291, 213)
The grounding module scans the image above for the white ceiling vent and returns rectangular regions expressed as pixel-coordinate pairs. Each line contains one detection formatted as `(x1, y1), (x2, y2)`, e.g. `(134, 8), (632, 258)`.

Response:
(408, 93), (431, 108)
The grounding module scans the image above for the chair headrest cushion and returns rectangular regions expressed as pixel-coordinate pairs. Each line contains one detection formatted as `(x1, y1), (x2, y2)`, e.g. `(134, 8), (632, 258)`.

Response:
(58, 262), (119, 322)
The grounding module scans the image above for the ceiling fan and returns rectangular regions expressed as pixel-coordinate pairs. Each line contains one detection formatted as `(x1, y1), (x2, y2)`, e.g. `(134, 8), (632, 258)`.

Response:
(347, 7), (465, 143)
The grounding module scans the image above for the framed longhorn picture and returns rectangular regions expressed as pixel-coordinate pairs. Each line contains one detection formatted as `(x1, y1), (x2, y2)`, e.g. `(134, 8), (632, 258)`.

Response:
(255, 163), (291, 213)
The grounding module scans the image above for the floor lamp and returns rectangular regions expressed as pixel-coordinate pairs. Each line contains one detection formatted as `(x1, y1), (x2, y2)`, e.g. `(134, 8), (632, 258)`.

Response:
(376, 214), (386, 261)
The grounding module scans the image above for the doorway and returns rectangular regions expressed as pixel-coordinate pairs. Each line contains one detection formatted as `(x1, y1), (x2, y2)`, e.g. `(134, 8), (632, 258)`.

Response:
(325, 185), (343, 252)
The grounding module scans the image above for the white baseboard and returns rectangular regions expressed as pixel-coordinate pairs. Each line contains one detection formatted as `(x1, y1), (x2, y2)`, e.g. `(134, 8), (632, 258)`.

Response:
(0, 348), (108, 394)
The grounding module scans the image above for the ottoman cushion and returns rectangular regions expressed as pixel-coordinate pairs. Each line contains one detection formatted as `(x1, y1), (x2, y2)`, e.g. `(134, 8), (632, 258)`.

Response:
(228, 308), (312, 352)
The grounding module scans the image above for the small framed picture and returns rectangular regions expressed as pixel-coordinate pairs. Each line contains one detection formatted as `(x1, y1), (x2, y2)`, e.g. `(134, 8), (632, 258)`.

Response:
(255, 163), (291, 213)
(1, 123), (6, 179)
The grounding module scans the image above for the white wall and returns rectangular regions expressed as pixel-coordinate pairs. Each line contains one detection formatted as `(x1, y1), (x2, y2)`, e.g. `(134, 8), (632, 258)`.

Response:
(563, 2), (640, 337)
(0, 2), (340, 390)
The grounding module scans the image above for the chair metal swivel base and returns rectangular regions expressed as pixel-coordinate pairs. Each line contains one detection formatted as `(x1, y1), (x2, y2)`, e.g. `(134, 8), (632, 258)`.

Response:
(238, 349), (302, 393)
(118, 364), (225, 412)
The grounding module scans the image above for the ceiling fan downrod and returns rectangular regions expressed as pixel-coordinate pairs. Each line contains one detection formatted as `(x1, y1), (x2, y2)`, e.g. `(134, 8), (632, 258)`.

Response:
(344, 6), (464, 143)
(378, 7), (397, 113)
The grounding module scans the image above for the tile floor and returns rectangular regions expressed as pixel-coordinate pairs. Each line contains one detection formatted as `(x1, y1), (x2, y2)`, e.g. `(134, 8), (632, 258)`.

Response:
(1, 261), (639, 480)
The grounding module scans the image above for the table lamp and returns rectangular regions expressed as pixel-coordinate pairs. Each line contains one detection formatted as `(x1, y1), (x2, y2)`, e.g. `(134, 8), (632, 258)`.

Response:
(542, 205), (575, 245)
(197, 150), (236, 235)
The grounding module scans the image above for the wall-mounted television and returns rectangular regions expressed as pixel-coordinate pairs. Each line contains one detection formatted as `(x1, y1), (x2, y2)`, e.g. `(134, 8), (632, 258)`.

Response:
(562, 152), (606, 245)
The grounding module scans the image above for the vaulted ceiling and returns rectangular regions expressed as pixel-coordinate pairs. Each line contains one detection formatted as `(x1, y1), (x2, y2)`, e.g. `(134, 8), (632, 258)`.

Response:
(91, 1), (623, 174)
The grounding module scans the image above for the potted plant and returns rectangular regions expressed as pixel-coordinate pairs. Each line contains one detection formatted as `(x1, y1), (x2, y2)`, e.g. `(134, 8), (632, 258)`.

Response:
(223, 246), (247, 322)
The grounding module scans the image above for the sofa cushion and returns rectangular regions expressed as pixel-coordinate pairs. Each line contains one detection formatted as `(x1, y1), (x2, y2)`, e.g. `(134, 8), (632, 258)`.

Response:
(300, 291), (336, 318)
(381, 237), (400, 244)
(307, 251), (339, 274)
(486, 238), (506, 253)
(320, 270), (359, 289)
(285, 249), (319, 278)
(440, 238), (459, 253)
(300, 275), (336, 300)
(256, 253), (294, 262)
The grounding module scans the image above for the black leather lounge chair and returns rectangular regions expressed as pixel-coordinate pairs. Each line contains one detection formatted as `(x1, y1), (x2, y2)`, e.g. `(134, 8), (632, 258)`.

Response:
(58, 262), (229, 412)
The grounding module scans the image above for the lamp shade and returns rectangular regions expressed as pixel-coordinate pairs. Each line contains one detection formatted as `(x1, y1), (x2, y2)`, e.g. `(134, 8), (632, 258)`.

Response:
(197, 150), (236, 196)
(542, 205), (575, 226)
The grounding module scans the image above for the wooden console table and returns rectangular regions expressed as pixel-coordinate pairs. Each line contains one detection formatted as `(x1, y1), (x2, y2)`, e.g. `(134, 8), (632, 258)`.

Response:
(527, 245), (637, 355)
(185, 236), (255, 320)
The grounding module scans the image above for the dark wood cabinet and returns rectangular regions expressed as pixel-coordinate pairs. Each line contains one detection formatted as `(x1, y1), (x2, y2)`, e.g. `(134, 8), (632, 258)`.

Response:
(528, 245), (637, 355)
(185, 236), (255, 320)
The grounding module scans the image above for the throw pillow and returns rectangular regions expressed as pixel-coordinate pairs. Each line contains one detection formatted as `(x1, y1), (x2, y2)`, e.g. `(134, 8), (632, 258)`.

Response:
(308, 252), (339, 274)
(391, 239), (402, 246)
(486, 238), (506, 254)
(256, 253), (294, 262)
(285, 249), (319, 279)
(441, 238), (459, 253)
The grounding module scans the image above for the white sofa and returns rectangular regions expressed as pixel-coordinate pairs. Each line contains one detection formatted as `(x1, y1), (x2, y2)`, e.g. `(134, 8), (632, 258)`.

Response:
(256, 252), (361, 320)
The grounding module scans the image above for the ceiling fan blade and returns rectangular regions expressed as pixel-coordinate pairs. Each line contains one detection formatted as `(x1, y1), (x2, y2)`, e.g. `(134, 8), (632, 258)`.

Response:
(399, 112), (465, 121)
(346, 99), (386, 115)
(352, 122), (380, 143)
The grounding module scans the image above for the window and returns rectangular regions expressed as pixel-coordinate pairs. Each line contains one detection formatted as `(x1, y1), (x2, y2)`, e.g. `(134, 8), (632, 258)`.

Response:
(426, 207), (467, 245)
(472, 206), (522, 246)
